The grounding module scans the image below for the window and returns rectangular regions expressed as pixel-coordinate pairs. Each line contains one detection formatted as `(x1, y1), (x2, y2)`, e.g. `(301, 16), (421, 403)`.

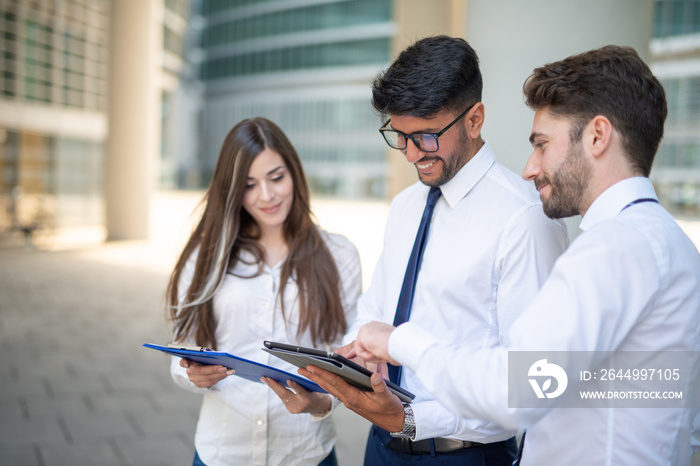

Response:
(653, 0), (700, 37)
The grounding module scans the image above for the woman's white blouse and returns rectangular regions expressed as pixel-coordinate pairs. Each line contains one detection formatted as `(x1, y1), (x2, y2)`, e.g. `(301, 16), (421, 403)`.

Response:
(170, 230), (361, 466)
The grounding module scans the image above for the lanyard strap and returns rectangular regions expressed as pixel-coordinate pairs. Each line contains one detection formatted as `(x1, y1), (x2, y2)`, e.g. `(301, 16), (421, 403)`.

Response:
(620, 198), (659, 213)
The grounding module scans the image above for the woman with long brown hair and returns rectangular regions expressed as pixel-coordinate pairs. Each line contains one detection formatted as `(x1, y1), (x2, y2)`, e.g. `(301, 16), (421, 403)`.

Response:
(166, 117), (361, 466)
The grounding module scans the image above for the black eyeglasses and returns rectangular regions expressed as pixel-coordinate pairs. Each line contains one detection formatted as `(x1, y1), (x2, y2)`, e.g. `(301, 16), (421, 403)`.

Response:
(378, 104), (476, 152)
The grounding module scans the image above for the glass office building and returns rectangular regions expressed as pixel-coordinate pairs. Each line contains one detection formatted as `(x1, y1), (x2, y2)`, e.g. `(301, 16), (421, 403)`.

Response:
(0, 0), (189, 238)
(190, 0), (393, 198)
(0, 0), (108, 232)
(651, 0), (700, 213)
(160, 0), (191, 189)
(4, 0), (692, 237)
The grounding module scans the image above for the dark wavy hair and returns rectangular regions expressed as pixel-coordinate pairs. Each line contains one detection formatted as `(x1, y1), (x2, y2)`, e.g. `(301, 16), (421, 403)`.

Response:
(523, 45), (667, 177)
(372, 35), (482, 118)
(166, 118), (346, 349)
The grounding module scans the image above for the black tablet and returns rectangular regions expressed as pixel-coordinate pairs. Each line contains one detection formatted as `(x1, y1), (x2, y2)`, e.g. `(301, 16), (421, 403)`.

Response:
(262, 340), (415, 403)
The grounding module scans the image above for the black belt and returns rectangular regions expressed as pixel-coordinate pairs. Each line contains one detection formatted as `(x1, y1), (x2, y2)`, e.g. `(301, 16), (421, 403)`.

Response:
(386, 437), (490, 454)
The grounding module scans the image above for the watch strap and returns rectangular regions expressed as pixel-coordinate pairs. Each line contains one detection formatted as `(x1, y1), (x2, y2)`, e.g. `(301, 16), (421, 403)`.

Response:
(390, 403), (415, 439)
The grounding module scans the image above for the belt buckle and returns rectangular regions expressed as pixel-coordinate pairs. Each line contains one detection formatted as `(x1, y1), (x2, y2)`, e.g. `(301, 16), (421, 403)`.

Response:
(435, 437), (470, 452)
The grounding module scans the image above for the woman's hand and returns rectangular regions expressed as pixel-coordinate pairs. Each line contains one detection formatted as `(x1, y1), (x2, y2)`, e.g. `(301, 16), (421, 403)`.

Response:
(262, 377), (332, 416)
(180, 358), (234, 388)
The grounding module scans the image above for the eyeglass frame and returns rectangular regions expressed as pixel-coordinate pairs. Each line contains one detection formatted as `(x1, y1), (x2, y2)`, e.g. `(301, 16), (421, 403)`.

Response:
(378, 103), (477, 153)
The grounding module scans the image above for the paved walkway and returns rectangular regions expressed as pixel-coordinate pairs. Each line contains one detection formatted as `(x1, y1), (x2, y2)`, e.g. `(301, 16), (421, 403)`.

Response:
(0, 191), (381, 466)
(1, 191), (699, 466)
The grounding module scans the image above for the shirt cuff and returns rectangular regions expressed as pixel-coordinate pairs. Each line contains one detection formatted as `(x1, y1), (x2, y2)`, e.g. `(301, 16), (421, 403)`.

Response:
(310, 394), (338, 421)
(388, 322), (441, 371)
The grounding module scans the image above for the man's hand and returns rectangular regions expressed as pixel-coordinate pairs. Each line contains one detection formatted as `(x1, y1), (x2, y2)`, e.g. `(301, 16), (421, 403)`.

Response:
(350, 321), (398, 365)
(262, 377), (332, 416)
(300, 365), (405, 432)
(332, 341), (354, 358)
(180, 358), (233, 388)
(334, 341), (387, 377)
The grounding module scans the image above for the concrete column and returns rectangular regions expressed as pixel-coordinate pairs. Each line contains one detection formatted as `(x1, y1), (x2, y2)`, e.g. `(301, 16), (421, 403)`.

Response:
(105, 0), (162, 240)
(467, 0), (653, 174)
(466, 0), (653, 237)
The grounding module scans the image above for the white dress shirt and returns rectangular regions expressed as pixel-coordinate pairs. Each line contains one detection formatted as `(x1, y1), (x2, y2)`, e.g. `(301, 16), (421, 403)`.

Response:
(391, 177), (700, 465)
(171, 230), (361, 466)
(344, 140), (569, 442)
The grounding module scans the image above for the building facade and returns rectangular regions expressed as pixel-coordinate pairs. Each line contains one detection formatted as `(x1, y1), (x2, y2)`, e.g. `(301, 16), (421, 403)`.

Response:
(0, 0), (188, 241)
(188, 0), (393, 199)
(0, 0), (682, 240)
(0, 0), (109, 233)
(650, 0), (700, 214)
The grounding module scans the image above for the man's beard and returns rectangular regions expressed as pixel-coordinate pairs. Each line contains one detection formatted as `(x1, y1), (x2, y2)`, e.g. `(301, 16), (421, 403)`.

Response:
(418, 126), (471, 187)
(537, 139), (590, 219)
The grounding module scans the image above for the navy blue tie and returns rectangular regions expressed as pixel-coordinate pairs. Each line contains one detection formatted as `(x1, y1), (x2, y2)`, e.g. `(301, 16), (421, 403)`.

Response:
(388, 186), (441, 385)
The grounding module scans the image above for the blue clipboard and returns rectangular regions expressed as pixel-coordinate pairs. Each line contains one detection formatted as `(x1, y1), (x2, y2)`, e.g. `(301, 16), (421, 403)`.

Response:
(143, 343), (325, 393)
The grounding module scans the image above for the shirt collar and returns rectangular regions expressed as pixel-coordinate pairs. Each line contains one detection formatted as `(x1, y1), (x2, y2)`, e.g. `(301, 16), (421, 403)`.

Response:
(579, 177), (658, 231)
(233, 248), (281, 274)
(440, 139), (495, 208)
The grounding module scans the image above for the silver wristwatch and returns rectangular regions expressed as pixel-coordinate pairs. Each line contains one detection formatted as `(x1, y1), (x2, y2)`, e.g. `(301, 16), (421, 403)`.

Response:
(390, 403), (416, 439)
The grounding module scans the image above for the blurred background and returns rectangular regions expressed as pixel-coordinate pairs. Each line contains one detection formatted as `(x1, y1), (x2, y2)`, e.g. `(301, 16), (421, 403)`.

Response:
(1, 1), (700, 465)
(0, 0), (699, 246)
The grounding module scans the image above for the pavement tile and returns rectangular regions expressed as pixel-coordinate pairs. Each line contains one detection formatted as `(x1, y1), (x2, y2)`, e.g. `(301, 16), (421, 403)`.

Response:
(0, 398), (27, 419)
(0, 415), (66, 444)
(148, 391), (202, 419)
(88, 392), (163, 415)
(39, 440), (124, 466)
(60, 412), (138, 441)
(0, 444), (41, 466)
(22, 395), (93, 420)
(98, 372), (169, 394)
(112, 434), (194, 466)
(126, 410), (198, 437)
(41, 371), (111, 397)
(0, 375), (52, 398)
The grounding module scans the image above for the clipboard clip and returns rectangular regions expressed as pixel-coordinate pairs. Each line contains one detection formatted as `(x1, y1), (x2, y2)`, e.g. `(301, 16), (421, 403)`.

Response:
(166, 343), (213, 352)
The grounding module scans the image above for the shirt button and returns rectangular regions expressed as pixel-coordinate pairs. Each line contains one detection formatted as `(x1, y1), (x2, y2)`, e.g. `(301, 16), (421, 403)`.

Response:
(257, 419), (264, 426)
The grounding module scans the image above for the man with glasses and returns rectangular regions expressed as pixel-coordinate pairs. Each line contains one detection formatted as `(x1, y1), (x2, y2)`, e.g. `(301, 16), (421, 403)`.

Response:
(301, 36), (568, 465)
